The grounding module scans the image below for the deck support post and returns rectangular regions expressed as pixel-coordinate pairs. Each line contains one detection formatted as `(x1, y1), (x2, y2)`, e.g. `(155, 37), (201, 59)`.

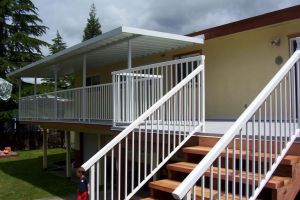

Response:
(43, 129), (48, 169)
(65, 130), (71, 178)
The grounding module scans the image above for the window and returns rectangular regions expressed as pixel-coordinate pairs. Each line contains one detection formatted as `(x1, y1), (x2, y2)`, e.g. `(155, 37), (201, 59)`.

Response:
(86, 75), (101, 86)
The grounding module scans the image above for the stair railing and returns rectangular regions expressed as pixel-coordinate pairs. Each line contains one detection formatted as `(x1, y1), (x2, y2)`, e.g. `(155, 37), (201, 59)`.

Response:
(173, 50), (300, 200)
(82, 56), (205, 200)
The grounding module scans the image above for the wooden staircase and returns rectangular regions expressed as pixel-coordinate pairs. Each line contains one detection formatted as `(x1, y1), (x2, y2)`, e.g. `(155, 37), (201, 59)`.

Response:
(142, 136), (300, 200)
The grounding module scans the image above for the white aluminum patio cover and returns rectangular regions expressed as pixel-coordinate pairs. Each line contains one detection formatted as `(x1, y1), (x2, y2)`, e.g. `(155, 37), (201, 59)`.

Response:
(7, 26), (204, 78)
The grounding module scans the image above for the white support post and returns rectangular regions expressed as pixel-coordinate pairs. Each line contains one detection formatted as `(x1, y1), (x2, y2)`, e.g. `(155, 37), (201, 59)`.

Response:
(43, 129), (48, 169)
(83, 55), (87, 87)
(54, 71), (58, 120)
(112, 75), (116, 127)
(128, 40), (132, 69)
(201, 58), (206, 132)
(83, 55), (87, 121)
(127, 40), (132, 122)
(65, 130), (71, 178)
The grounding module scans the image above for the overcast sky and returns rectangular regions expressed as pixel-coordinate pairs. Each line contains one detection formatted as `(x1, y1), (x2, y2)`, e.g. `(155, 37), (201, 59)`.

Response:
(32, 0), (299, 55)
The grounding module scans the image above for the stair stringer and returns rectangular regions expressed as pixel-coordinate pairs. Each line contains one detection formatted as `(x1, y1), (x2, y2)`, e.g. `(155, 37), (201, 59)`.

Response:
(272, 162), (300, 200)
(250, 130), (300, 200)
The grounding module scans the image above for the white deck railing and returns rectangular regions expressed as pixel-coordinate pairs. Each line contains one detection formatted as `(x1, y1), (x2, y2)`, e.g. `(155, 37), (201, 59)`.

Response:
(173, 50), (300, 200)
(112, 56), (203, 125)
(19, 83), (113, 123)
(82, 56), (205, 200)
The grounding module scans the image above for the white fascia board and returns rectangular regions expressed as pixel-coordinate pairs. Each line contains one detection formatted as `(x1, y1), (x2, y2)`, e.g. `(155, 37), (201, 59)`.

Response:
(122, 26), (204, 44)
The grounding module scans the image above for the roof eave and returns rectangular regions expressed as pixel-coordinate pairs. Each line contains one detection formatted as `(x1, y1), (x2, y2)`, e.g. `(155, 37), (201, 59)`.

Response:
(7, 26), (203, 78)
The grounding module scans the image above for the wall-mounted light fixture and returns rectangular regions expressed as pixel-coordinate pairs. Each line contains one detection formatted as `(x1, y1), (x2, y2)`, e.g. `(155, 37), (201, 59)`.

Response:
(271, 36), (281, 46)
(275, 55), (283, 65)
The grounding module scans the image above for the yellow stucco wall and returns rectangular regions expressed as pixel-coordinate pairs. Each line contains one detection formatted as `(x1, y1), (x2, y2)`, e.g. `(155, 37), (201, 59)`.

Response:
(203, 19), (300, 119)
(74, 45), (202, 87)
(74, 19), (300, 120)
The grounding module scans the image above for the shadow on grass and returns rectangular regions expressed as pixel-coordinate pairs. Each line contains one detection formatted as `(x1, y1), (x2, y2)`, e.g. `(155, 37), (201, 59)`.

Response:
(0, 150), (76, 199)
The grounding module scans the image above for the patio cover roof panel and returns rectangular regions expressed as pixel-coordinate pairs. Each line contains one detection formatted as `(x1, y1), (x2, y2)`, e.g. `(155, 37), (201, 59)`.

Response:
(7, 26), (204, 78)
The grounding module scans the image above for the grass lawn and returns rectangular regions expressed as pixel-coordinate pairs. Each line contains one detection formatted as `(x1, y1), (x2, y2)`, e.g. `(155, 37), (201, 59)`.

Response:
(0, 148), (76, 200)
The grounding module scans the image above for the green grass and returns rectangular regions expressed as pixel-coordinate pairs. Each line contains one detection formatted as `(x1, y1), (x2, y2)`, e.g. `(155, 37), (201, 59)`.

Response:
(0, 148), (76, 200)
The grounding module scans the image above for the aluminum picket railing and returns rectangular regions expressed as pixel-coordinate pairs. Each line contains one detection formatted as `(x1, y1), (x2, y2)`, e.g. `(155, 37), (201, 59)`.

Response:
(112, 56), (203, 125)
(173, 50), (300, 200)
(19, 83), (113, 122)
(82, 56), (205, 200)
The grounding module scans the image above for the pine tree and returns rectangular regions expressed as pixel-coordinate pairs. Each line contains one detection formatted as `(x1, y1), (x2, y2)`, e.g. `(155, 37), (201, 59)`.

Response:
(49, 31), (66, 54)
(0, 0), (48, 121)
(43, 31), (73, 90)
(82, 3), (102, 41)
(0, 0), (48, 73)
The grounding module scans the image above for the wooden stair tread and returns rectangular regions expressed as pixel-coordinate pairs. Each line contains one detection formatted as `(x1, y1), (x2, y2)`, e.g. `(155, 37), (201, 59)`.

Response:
(167, 162), (292, 189)
(183, 146), (300, 165)
(149, 179), (245, 200)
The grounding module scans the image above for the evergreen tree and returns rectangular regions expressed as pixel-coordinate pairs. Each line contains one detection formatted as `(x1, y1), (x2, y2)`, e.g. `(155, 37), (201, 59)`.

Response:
(0, 0), (48, 121)
(82, 3), (102, 41)
(49, 30), (66, 54)
(43, 30), (73, 90)
(0, 0), (48, 74)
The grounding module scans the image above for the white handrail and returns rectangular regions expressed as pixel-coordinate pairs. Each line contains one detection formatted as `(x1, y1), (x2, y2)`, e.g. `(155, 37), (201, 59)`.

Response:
(112, 55), (202, 74)
(172, 50), (300, 199)
(117, 72), (163, 78)
(19, 82), (113, 99)
(81, 59), (205, 170)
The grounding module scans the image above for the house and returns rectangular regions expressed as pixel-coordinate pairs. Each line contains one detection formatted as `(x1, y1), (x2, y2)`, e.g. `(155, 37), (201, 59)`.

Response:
(7, 4), (300, 200)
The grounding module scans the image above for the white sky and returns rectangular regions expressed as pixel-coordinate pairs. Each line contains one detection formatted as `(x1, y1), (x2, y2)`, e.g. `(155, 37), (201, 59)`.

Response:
(23, 0), (300, 84)
(32, 0), (300, 55)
